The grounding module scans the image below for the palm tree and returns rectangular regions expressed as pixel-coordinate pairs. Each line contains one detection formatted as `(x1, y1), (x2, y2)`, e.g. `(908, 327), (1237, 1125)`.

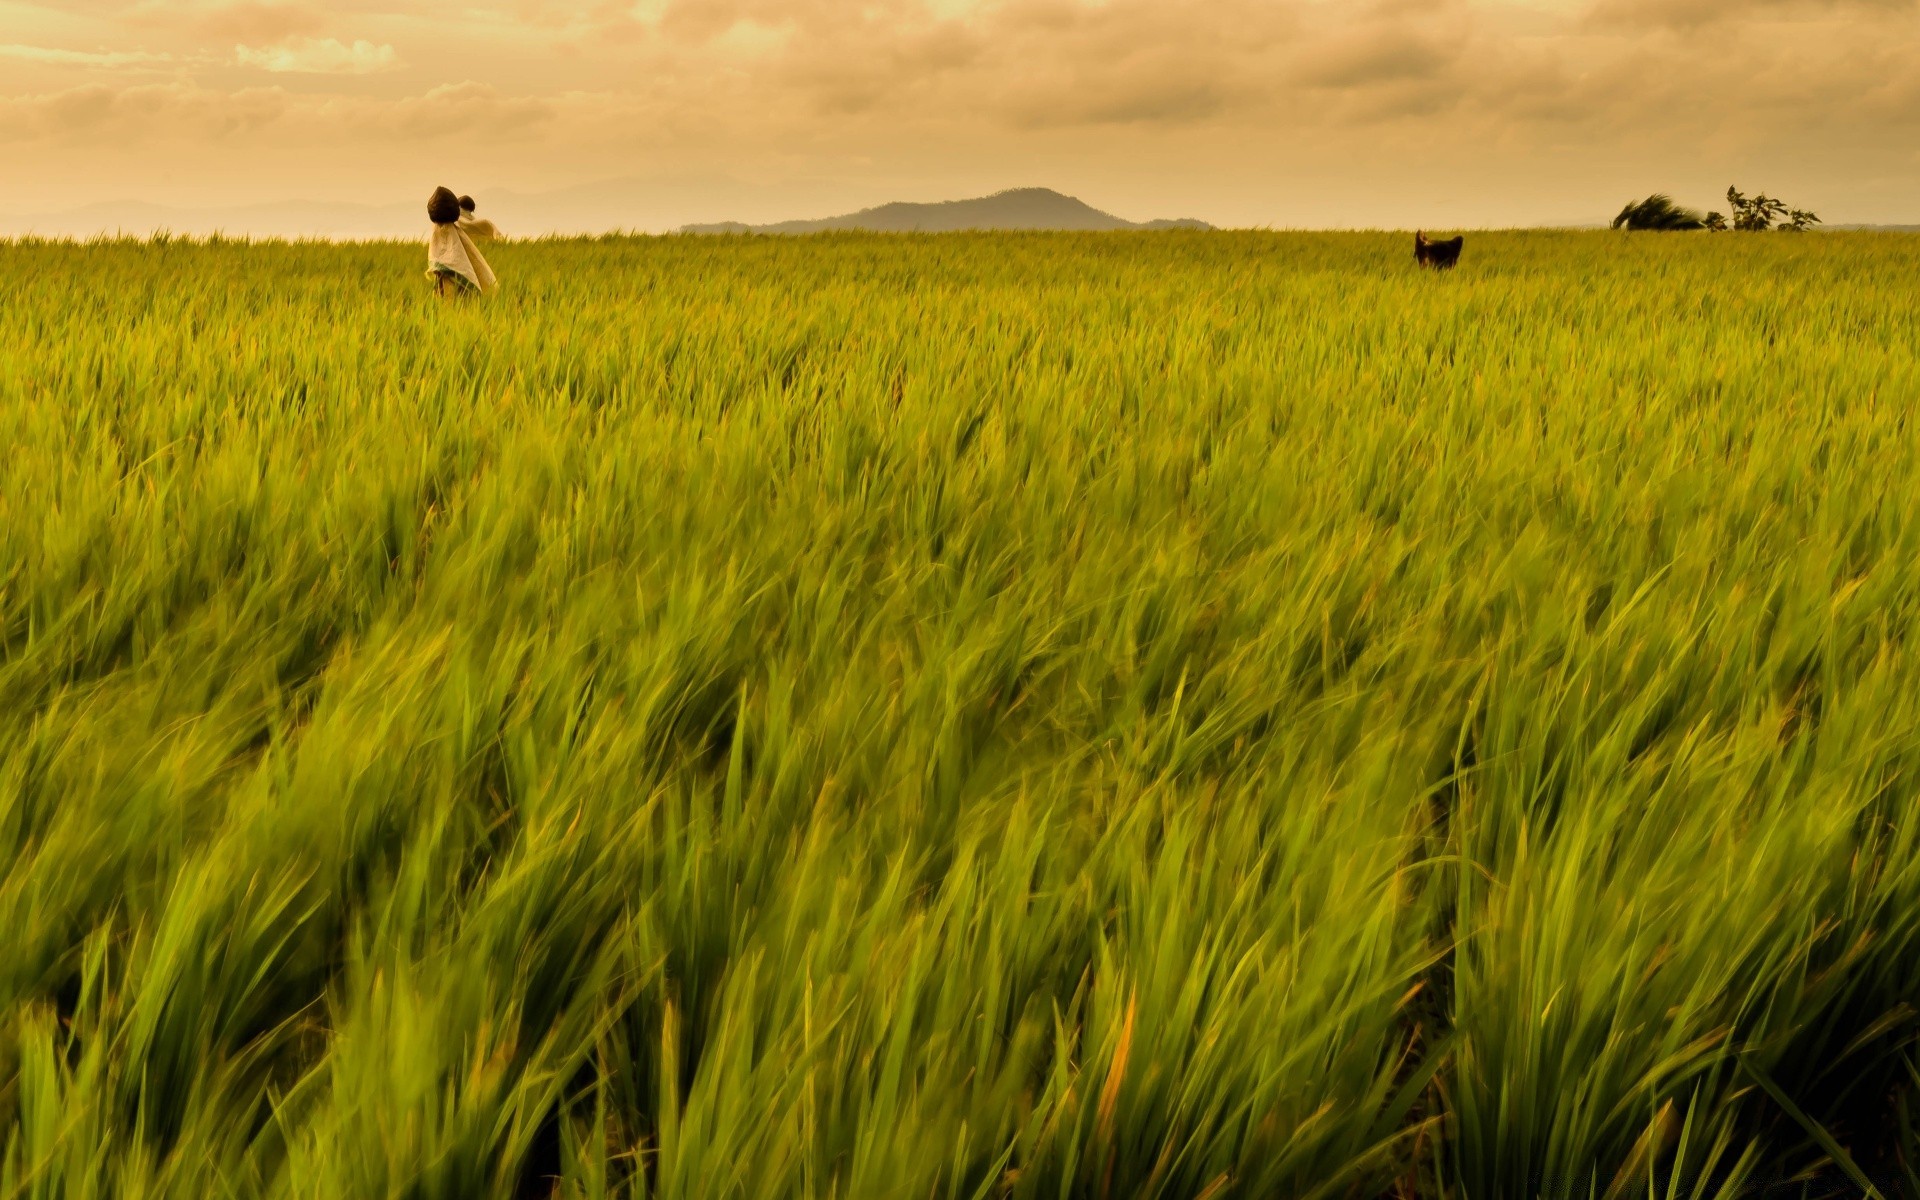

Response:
(1611, 194), (1709, 230)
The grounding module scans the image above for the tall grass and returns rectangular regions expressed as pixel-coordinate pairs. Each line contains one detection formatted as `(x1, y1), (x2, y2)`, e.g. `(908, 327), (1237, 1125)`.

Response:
(1, 229), (1918, 1198)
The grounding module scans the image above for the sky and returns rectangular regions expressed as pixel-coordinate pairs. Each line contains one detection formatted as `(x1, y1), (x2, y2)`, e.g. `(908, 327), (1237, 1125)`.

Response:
(2, 0), (1917, 233)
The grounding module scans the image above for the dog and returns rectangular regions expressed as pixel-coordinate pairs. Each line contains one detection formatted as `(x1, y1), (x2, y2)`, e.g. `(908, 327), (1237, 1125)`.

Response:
(1414, 230), (1463, 270)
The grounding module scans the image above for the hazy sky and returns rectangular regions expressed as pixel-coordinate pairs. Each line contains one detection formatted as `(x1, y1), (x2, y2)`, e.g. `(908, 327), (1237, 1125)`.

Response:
(3, 0), (1917, 231)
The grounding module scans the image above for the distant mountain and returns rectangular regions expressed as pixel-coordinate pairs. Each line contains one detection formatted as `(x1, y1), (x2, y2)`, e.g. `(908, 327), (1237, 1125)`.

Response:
(1829, 224), (1920, 231)
(681, 188), (1212, 234)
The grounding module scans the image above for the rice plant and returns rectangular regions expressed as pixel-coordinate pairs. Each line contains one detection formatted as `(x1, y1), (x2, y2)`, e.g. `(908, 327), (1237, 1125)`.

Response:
(1, 229), (1918, 1198)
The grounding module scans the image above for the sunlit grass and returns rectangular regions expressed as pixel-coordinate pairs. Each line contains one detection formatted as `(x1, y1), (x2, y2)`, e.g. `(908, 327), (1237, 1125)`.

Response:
(2, 229), (1919, 1197)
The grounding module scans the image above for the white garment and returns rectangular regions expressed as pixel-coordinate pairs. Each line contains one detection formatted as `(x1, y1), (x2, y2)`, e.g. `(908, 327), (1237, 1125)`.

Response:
(427, 223), (497, 293)
(458, 214), (505, 241)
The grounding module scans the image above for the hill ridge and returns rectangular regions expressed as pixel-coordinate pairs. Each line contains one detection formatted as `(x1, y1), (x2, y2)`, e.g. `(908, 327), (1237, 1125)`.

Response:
(681, 187), (1212, 234)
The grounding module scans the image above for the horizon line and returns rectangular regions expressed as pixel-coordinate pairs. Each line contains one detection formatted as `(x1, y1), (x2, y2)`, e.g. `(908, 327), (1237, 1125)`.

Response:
(10, 225), (1919, 246)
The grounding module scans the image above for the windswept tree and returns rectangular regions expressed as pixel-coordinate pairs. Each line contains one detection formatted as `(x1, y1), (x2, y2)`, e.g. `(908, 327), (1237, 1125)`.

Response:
(1727, 186), (1790, 231)
(1612, 194), (1708, 230)
(1598, 187), (1817, 233)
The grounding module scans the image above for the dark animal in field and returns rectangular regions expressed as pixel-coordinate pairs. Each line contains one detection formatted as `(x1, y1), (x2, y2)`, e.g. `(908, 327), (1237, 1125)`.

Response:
(1414, 230), (1463, 270)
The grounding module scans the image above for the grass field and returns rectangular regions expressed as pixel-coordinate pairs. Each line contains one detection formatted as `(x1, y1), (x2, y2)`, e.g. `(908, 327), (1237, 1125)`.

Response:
(3, 229), (1920, 1198)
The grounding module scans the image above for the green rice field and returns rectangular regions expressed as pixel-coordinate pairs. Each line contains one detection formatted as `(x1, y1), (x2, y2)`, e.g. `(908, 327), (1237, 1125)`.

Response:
(3, 230), (1919, 1197)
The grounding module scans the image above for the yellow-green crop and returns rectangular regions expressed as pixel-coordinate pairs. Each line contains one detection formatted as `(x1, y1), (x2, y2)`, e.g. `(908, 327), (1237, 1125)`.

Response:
(2, 229), (1919, 1198)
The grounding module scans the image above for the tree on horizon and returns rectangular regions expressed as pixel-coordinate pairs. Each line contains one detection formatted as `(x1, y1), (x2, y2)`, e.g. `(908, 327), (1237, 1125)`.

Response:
(1610, 188), (1819, 232)
(1611, 194), (1709, 230)
(1727, 186), (1788, 231)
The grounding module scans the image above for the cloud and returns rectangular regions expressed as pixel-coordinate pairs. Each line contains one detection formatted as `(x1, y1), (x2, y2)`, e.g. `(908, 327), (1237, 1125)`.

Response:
(0, 81), (294, 144)
(642, 0), (1301, 127)
(766, 22), (985, 115)
(125, 0), (327, 43)
(234, 36), (398, 72)
(998, 60), (1240, 128)
(506, 0), (1920, 145)
(363, 81), (557, 133)
(1293, 28), (1463, 90)
(982, 0), (1293, 126)
(0, 43), (175, 66)
(1584, 0), (1918, 29)
(5, 0), (1920, 228)
(0, 79), (561, 147)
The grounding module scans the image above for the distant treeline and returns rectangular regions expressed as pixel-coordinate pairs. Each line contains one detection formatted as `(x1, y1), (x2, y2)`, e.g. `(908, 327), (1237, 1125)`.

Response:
(1613, 187), (1820, 231)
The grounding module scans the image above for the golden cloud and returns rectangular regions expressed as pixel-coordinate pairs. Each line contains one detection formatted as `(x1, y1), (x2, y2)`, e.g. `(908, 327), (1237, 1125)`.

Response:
(4, 0), (1919, 226)
(1584, 0), (1918, 30)
(0, 43), (178, 67)
(234, 36), (399, 72)
(0, 82), (293, 144)
(124, 0), (328, 42)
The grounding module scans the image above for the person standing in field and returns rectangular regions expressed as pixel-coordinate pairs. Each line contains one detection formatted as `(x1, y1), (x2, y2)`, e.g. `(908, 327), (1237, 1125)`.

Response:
(426, 185), (496, 298)
(456, 195), (505, 241)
